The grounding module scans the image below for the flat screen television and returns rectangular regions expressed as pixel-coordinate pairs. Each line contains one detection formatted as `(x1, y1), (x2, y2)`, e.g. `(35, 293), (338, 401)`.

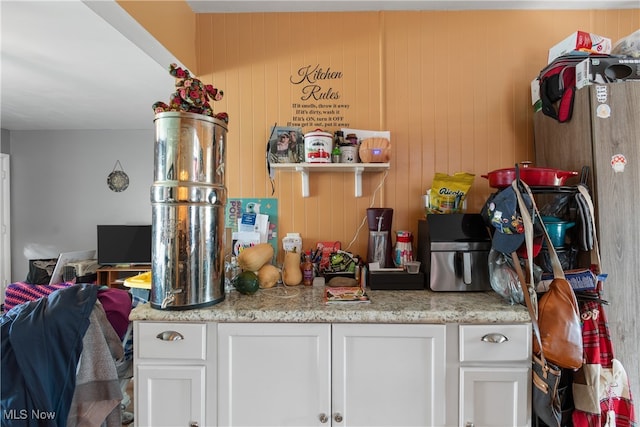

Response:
(97, 225), (152, 266)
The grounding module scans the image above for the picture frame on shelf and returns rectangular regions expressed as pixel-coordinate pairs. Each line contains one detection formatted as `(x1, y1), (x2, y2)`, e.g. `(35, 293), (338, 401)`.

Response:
(268, 126), (304, 164)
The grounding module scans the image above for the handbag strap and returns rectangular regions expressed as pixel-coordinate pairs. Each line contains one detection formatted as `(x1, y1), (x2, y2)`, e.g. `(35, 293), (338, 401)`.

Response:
(511, 251), (547, 365)
(510, 179), (566, 365)
(511, 181), (566, 279)
(509, 180), (546, 363)
(511, 181), (597, 366)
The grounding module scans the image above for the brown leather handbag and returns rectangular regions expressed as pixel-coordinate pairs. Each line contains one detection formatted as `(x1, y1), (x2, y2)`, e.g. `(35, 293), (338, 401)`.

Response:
(534, 275), (583, 369)
(511, 180), (583, 370)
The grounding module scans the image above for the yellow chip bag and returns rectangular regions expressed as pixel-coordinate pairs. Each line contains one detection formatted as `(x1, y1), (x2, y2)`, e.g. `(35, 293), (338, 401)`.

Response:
(427, 172), (475, 214)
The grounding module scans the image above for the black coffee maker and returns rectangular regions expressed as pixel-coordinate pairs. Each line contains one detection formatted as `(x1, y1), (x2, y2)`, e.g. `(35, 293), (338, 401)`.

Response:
(366, 208), (394, 267)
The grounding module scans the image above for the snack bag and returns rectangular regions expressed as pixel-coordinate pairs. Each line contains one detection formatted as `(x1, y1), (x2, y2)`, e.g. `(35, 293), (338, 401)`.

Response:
(427, 172), (475, 214)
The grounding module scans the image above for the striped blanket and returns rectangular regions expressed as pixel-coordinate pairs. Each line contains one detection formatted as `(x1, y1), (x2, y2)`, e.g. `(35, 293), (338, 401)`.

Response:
(3, 281), (72, 311)
(3, 282), (147, 361)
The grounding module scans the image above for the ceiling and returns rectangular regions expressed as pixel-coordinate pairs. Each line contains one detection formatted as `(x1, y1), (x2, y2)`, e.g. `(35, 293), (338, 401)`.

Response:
(186, 0), (640, 13)
(1, 0), (637, 132)
(1, 1), (178, 131)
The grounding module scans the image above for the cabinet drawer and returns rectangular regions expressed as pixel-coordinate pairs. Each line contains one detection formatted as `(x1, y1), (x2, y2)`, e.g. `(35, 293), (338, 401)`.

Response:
(459, 324), (530, 363)
(136, 322), (207, 361)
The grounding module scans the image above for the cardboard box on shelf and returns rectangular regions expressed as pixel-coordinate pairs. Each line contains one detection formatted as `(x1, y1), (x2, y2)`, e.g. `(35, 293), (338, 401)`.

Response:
(539, 269), (598, 292)
(575, 56), (640, 89)
(548, 31), (611, 64)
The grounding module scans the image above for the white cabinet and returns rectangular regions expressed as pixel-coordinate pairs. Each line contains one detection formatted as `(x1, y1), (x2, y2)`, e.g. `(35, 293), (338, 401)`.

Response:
(457, 324), (531, 427)
(217, 323), (331, 426)
(136, 365), (206, 426)
(332, 323), (446, 427)
(134, 322), (216, 427)
(135, 321), (531, 427)
(217, 323), (446, 427)
(459, 367), (529, 427)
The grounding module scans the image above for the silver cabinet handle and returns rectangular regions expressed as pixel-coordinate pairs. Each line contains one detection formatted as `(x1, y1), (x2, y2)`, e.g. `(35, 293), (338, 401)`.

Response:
(189, 422), (199, 427)
(481, 333), (508, 344)
(156, 331), (184, 341)
(462, 252), (472, 285)
(318, 413), (328, 423)
(465, 422), (474, 427)
(334, 413), (343, 423)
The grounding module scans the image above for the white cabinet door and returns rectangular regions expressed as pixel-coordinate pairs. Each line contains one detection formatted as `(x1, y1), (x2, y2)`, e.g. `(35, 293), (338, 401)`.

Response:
(217, 323), (331, 426)
(459, 367), (530, 427)
(458, 324), (531, 427)
(332, 323), (447, 427)
(136, 365), (206, 427)
(134, 322), (214, 427)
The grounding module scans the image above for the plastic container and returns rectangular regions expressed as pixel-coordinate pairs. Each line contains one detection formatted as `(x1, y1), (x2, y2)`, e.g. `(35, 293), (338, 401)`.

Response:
(393, 231), (413, 267)
(302, 252), (314, 286)
(282, 233), (303, 254)
(405, 261), (421, 274)
(340, 145), (359, 163)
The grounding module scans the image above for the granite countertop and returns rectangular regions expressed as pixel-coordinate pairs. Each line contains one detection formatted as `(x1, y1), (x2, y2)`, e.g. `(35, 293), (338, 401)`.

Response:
(130, 286), (530, 324)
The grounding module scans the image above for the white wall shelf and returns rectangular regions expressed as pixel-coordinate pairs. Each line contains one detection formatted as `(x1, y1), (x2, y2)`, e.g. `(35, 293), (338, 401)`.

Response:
(271, 163), (390, 198)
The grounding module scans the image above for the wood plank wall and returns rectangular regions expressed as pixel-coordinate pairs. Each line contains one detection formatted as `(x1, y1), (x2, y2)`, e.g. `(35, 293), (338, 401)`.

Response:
(193, 9), (638, 262)
(118, 0), (199, 72)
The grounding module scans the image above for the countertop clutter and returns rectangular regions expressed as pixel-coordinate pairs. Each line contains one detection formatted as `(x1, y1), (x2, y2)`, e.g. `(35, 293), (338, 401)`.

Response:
(130, 286), (529, 323)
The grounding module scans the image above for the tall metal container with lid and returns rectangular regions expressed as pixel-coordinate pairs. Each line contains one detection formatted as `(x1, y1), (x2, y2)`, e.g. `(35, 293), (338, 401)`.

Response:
(150, 111), (228, 310)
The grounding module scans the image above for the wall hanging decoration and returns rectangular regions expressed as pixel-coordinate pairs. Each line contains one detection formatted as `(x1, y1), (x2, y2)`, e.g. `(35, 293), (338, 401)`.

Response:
(107, 160), (129, 192)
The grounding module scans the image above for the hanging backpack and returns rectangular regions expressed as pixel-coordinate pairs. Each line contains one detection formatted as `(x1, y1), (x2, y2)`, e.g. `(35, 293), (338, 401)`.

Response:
(538, 55), (585, 123)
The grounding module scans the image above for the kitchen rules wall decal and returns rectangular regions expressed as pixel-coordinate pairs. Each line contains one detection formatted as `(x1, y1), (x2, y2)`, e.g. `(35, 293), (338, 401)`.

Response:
(288, 64), (351, 129)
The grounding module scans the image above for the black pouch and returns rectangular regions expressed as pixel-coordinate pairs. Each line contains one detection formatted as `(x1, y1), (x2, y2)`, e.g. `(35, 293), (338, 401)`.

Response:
(25, 258), (57, 284)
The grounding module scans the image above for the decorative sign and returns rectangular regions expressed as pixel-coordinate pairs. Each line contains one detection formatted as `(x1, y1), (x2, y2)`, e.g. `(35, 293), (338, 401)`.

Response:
(611, 153), (627, 173)
(288, 64), (351, 129)
(107, 160), (129, 192)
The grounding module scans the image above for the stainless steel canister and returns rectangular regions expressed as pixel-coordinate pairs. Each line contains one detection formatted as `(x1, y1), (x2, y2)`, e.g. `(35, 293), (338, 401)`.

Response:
(153, 111), (226, 185)
(150, 112), (228, 310)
